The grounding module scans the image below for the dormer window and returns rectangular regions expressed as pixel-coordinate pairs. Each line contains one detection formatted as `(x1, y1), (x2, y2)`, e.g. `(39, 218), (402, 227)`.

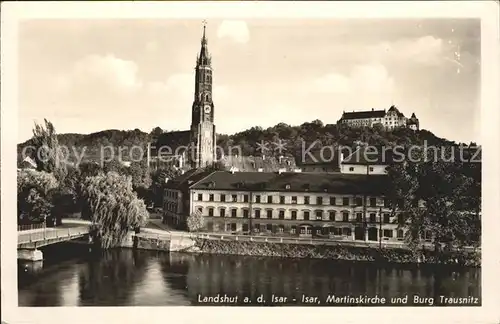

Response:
(285, 183), (291, 190)
(207, 181), (215, 188)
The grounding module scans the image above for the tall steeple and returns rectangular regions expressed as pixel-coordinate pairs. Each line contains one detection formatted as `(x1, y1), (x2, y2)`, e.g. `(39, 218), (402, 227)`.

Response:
(190, 21), (216, 169)
(202, 22), (207, 44)
(197, 21), (211, 66)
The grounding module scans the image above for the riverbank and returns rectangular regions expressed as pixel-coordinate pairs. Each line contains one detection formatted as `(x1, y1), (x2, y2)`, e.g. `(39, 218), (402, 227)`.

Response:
(191, 238), (481, 267)
(89, 224), (481, 267)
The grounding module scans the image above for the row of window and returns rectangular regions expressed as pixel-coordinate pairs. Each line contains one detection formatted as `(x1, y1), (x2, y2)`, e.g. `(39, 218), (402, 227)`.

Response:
(196, 193), (389, 207)
(197, 206), (401, 223)
(166, 190), (179, 199)
(208, 222), (405, 238)
(344, 166), (376, 172)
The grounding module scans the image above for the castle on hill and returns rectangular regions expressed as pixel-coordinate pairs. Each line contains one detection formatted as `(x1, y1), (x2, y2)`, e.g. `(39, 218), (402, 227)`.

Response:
(338, 106), (420, 131)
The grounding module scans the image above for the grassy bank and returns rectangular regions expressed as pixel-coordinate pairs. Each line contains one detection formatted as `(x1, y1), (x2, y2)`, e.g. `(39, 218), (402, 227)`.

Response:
(194, 238), (481, 267)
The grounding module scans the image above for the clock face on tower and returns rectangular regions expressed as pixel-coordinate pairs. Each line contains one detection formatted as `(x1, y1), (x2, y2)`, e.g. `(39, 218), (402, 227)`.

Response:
(204, 105), (211, 114)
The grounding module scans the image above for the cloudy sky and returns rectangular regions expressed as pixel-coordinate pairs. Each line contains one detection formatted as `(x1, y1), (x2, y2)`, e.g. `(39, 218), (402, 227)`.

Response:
(18, 18), (480, 143)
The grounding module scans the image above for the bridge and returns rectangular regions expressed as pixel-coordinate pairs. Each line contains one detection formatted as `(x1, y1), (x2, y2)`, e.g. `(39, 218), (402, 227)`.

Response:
(18, 220), (91, 261)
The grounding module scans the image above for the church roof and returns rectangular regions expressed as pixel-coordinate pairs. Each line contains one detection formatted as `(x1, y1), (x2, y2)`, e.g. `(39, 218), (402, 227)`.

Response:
(165, 168), (214, 191)
(341, 109), (386, 120)
(152, 130), (190, 157)
(221, 155), (297, 172)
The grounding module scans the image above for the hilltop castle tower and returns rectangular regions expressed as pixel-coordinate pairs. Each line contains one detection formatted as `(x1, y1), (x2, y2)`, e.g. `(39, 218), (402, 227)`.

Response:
(189, 23), (217, 168)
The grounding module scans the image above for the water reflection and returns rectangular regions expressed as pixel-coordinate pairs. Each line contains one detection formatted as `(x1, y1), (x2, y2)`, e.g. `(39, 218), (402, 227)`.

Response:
(18, 247), (481, 306)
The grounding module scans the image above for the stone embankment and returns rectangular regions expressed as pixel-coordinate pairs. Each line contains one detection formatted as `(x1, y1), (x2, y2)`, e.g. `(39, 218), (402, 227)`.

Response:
(85, 221), (481, 267)
(193, 238), (481, 267)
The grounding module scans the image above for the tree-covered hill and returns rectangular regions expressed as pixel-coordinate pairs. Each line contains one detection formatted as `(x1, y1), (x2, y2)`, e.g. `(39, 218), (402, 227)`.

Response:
(17, 121), (475, 165)
(217, 120), (468, 158)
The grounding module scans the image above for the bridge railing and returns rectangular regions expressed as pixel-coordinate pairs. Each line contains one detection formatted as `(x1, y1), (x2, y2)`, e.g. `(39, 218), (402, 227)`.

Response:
(138, 231), (410, 249)
(141, 230), (480, 252)
(17, 223), (46, 232)
(17, 227), (89, 245)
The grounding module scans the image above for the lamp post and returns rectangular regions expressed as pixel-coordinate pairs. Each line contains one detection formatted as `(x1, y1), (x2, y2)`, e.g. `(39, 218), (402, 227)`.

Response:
(379, 206), (382, 249)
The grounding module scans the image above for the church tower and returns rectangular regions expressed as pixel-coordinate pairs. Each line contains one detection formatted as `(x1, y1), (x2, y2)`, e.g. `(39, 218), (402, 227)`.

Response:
(189, 23), (216, 169)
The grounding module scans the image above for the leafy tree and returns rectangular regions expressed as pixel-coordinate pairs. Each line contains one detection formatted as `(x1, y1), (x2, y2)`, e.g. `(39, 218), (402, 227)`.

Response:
(128, 160), (152, 189)
(103, 159), (127, 174)
(186, 212), (205, 232)
(20, 120), (463, 167)
(18, 169), (59, 195)
(150, 126), (164, 138)
(31, 119), (67, 180)
(386, 146), (481, 253)
(81, 172), (149, 248)
(17, 169), (59, 224)
(79, 161), (102, 178)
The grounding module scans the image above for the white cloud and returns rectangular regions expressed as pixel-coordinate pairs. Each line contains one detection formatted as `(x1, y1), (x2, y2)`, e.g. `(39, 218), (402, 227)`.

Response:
(371, 36), (444, 65)
(68, 54), (143, 93)
(306, 64), (396, 109)
(217, 20), (250, 44)
(310, 63), (394, 95)
(161, 72), (195, 96)
(313, 73), (350, 93)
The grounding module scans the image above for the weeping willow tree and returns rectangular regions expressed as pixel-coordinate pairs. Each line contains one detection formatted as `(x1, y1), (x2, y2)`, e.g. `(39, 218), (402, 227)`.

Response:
(81, 172), (149, 248)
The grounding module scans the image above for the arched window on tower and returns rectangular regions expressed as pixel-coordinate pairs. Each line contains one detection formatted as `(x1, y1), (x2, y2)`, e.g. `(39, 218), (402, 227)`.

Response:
(206, 94), (210, 101)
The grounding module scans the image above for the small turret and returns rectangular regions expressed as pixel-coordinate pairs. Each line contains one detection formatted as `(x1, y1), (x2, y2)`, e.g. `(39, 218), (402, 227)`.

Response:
(407, 112), (419, 130)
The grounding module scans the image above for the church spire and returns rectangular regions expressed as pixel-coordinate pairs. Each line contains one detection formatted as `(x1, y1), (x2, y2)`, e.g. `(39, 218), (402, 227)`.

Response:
(201, 21), (207, 45)
(198, 20), (211, 66)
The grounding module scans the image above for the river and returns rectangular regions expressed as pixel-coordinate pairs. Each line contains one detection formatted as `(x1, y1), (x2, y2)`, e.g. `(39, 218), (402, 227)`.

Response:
(18, 244), (481, 306)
